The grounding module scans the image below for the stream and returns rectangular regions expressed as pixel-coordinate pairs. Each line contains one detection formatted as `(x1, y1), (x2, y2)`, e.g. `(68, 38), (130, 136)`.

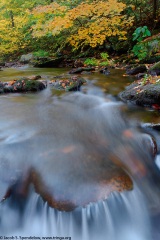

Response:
(0, 66), (160, 240)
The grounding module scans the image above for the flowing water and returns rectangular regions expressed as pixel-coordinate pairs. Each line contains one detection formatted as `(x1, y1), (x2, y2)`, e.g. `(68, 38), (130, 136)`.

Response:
(0, 67), (160, 240)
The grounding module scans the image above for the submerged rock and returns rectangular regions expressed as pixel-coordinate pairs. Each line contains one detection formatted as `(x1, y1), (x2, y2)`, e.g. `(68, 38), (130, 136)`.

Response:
(1, 163), (132, 211)
(22, 168), (133, 211)
(1, 93), (159, 212)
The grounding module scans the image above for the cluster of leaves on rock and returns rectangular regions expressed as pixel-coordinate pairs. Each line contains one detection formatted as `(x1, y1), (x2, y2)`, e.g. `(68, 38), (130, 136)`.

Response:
(0, 0), (159, 60)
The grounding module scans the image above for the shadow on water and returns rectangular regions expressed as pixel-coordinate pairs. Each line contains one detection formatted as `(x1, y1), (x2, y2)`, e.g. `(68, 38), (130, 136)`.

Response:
(0, 67), (160, 239)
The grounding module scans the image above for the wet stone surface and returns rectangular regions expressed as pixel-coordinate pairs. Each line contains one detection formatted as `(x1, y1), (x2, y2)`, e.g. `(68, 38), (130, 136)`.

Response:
(119, 81), (160, 108)
(0, 76), (46, 93)
(49, 75), (86, 91)
(0, 92), (138, 211)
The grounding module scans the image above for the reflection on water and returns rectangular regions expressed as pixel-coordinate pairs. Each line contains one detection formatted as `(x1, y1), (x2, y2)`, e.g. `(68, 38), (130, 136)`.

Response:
(0, 67), (69, 82)
(0, 67), (160, 239)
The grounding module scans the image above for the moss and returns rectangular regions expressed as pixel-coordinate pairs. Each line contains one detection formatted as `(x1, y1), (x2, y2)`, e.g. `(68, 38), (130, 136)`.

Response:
(150, 61), (160, 70)
(22, 80), (45, 91)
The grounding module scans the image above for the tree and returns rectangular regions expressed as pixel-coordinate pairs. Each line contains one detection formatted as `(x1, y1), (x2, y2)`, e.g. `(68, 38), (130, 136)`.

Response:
(32, 0), (133, 52)
(0, 0), (50, 57)
(122, 0), (160, 26)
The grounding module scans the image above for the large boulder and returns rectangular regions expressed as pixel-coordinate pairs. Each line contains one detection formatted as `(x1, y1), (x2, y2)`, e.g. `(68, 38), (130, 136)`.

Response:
(126, 64), (147, 75)
(31, 57), (64, 68)
(148, 61), (160, 76)
(19, 53), (34, 64)
(1, 93), (159, 211)
(119, 80), (160, 107)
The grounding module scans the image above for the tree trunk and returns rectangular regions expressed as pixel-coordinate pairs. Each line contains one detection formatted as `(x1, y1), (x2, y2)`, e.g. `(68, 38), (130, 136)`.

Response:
(10, 10), (15, 27)
(153, 0), (157, 19)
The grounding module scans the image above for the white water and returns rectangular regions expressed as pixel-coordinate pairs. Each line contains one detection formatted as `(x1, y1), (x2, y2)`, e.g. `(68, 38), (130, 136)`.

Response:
(0, 80), (160, 239)
(0, 185), (151, 240)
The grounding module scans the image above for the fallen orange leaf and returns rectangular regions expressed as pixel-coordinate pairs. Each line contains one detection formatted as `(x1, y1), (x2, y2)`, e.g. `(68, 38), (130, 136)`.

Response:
(123, 129), (134, 138)
(62, 145), (76, 153)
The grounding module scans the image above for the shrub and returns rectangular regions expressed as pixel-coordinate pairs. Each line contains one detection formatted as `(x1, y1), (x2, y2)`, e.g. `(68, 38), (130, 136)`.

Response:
(84, 58), (99, 66)
(33, 50), (49, 58)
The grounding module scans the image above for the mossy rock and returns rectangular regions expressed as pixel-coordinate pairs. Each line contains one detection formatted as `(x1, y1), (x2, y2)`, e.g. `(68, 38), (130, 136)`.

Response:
(145, 55), (160, 64)
(126, 64), (147, 75)
(50, 76), (86, 91)
(19, 53), (34, 63)
(150, 61), (160, 71)
(119, 81), (160, 107)
(1, 79), (46, 94)
(69, 67), (95, 74)
(31, 57), (64, 68)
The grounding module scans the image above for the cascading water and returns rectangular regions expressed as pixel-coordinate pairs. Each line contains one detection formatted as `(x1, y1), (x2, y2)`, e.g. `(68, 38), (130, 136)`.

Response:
(0, 68), (160, 240)
(0, 186), (151, 240)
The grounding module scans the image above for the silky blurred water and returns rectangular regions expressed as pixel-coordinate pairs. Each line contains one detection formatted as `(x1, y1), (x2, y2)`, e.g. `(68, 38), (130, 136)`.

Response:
(0, 67), (160, 240)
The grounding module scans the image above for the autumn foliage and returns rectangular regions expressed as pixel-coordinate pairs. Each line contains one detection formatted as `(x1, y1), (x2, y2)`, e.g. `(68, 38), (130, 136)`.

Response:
(0, 0), (159, 58)
(32, 0), (133, 50)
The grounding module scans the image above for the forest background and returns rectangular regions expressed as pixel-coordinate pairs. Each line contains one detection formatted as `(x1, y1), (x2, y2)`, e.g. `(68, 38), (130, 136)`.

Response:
(0, 0), (160, 63)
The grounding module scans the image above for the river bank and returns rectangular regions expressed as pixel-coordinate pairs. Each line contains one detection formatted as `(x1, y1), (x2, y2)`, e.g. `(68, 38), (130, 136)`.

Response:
(1, 54), (160, 110)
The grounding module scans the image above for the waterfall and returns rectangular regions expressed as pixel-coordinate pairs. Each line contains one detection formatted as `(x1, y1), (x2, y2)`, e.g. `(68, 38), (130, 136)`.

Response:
(0, 86), (160, 240)
(0, 184), (151, 240)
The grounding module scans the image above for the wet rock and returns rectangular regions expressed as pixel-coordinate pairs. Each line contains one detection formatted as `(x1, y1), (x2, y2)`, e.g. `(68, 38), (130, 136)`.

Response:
(119, 81), (160, 107)
(3, 164), (133, 212)
(0, 78), (46, 94)
(150, 61), (160, 71)
(99, 67), (110, 75)
(143, 123), (160, 131)
(27, 75), (41, 80)
(0, 62), (5, 67)
(148, 61), (160, 76)
(50, 75), (86, 91)
(19, 53), (34, 64)
(0, 82), (4, 93)
(4, 62), (25, 68)
(69, 67), (95, 74)
(148, 69), (160, 76)
(141, 133), (157, 157)
(126, 65), (147, 75)
(136, 73), (146, 79)
(2, 93), (160, 212)
(31, 57), (64, 68)
(74, 59), (84, 68)
(145, 55), (160, 64)
(28, 168), (133, 211)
